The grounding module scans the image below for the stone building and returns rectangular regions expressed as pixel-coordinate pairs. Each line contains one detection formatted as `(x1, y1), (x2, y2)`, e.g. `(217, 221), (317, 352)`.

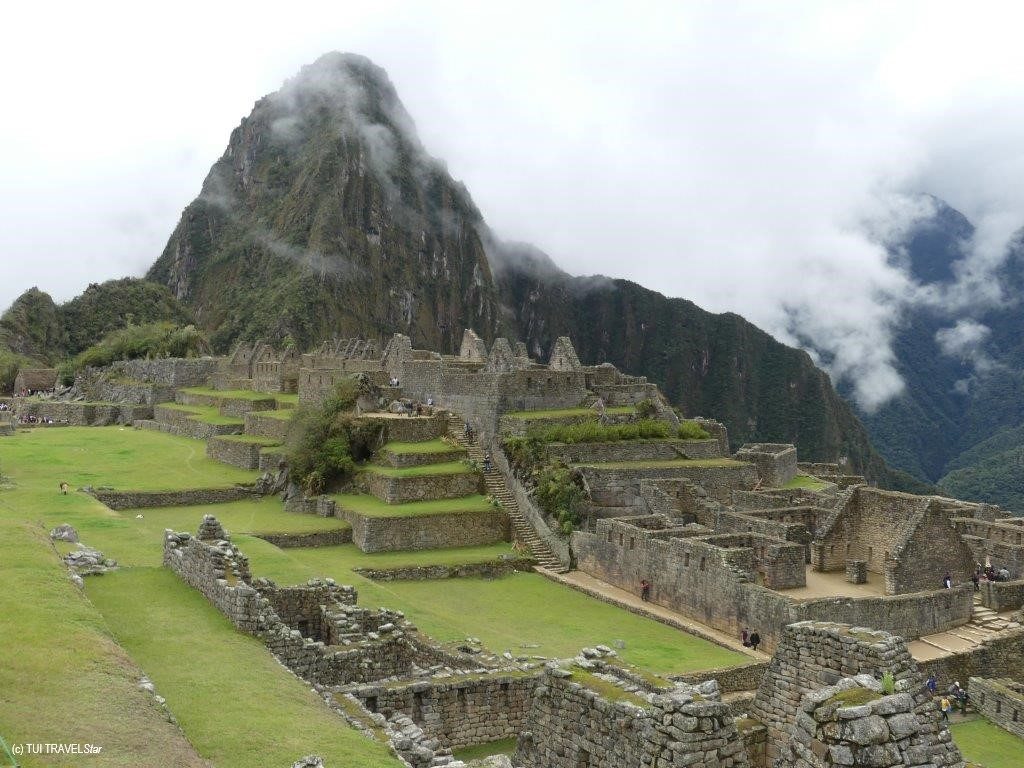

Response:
(12, 367), (58, 393)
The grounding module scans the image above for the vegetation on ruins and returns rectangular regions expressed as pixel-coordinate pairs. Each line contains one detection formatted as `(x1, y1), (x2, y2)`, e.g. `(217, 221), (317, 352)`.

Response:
(535, 460), (586, 534)
(58, 322), (210, 384)
(635, 398), (658, 419)
(678, 420), (712, 440)
(529, 418), (671, 444)
(286, 378), (383, 493)
(0, 346), (33, 392)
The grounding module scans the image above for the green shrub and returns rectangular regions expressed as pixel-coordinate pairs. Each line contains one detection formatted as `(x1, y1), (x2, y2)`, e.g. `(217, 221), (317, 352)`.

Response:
(880, 671), (895, 695)
(0, 347), (34, 393)
(287, 379), (379, 493)
(535, 460), (586, 534)
(503, 436), (549, 475)
(678, 420), (711, 440)
(62, 322), (210, 381)
(529, 419), (670, 444)
(635, 398), (658, 419)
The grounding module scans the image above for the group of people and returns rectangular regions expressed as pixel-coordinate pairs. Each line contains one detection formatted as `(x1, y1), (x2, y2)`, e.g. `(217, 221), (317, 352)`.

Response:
(17, 414), (56, 425)
(928, 675), (970, 721)
(13, 388), (52, 397)
(944, 562), (1014, 592)
(0, 402), (10, 411)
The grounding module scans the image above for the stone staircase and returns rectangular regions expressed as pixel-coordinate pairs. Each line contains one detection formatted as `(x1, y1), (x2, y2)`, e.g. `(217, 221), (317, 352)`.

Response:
(915, 593), (1020, 656)
(446, 414), (567, 573)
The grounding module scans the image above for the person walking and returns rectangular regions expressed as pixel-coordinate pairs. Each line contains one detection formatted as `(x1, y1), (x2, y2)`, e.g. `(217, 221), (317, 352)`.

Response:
(749, 631), (761, 652)
(741, 628), (750, 647)
(971, 570), (980, 592)
(640, 579), (651, 602)
(927, 674), (938, 695)
(943, 572), (952, 589)
(940, 696), (952, 723)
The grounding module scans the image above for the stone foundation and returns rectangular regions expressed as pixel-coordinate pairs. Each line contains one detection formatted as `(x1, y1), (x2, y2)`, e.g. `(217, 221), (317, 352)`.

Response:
(357, 470), (482, 504)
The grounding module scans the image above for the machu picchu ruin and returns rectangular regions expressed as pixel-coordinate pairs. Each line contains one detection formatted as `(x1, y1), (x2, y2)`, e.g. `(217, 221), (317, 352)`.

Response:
(3, 328), (1024, 767)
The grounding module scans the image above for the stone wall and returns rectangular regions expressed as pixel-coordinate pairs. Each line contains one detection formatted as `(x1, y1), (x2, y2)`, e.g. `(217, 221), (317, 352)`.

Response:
(356, 673), (537, 751)
(979, 578), (1024, 611)
(357, 469), (482, 504)
(381, 446), (465, 468)
(749, 621), (964, 767)
(968, 677), (1024, 740)
(14, 400), (152, 426)
(581, 462), (758, 507)
(244, 411), (293, 442)
(574, 519), (973, 652)
(782, 676), (966, 768)
(343, 509), (509, 553)
(113, 357), (220, 387)
(92, 486), (255, 510)
(955, 517), (1024, 579)
(672, 661), (770, 693)
(353, 558), (534, 581)
(548, 439), (718, 465)
(514, 671), (750, 768)
(356, 414), (447, 443)
(253, 529), (353, 548)
(734, 443), (798, 487)
(916, 628), (1024, 689)
(206, 436), (275, 470)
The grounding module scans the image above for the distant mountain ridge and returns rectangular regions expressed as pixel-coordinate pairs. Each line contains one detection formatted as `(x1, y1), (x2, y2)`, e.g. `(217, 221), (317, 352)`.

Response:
(139, 52), (919, 487)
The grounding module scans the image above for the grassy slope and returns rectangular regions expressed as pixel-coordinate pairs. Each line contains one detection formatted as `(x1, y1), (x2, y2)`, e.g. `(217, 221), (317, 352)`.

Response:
(950, 717), (1024, 768)
(157, 402), (244, 426)
(782, 474), (829, 490)
(333, 493), (494, 518)
(88, 569), (396, 768)
(4, 427), (256, 491)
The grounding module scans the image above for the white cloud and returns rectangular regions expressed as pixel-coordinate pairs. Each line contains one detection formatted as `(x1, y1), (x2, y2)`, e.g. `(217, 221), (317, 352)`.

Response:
(3, 1), (1024, 410)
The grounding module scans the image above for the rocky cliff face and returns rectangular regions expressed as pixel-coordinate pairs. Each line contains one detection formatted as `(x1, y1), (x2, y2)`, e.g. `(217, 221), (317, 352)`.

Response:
(145, 52), (908, 485)
(148, 53), (500, 352)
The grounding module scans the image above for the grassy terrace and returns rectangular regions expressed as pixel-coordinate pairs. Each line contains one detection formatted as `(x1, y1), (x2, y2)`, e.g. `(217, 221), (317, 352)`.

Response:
(951, 716), (1024, 768)
(179, 386), (298, 406)
(383, 439), (463, 454)
(782, 474), (830, 490)
(88, 569), (397, 768)
(574, 458), (746, 469)
(215, 433), (282, 445)
(505, 405), (635, 420)
(333, 493), (494, 518)
(362, 460), (474, 477)
(158, 401), (244, 426)
(258, 408), (296, 420)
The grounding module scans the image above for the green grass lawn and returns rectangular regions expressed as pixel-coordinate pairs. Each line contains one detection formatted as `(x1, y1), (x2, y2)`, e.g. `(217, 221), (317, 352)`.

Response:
(504, 406), (635, 420)
(951, 716), (1024, 768)
(452, 738), (517, 761)
(87, 569), (398, 768)
(575, 458), (746, 469)
(246, 537), (745, 675)
(157, 401), (245, 426)
(362, 460), (474, 477)
(179, 386), (277, 402)
(333, 493), (494, 518)
(383, 439), (463, 454)
(782, 474), (829, 490)
(0, 427), (256, 491)
(258, 408), (296, 420)
(0, 520), (209, 767)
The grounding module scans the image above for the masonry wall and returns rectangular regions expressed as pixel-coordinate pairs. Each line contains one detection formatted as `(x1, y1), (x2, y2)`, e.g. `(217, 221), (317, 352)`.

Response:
(582, 463), (758, 507)
(361, 674), (536, 750)
(514, 672), (750, 768)
(113, 357), (220, 387)
(93, 487), (255, 510)
(357, 470), (483, 504)
(206, 436), (271, 470)
(548, 439), (716, 465)
(968, 677), (1024, 740)
(916, 628), (1024, 689)
(343, 509), (509, 553)
(244, 411), (293, 441)
(14, 400), (152, 426)
(887, 505), (976, 594)
(979, 578), (1024, 611)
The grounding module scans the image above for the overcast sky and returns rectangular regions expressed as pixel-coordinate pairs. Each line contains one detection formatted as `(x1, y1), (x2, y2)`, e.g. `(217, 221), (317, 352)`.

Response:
(4, 1), (1024, 409)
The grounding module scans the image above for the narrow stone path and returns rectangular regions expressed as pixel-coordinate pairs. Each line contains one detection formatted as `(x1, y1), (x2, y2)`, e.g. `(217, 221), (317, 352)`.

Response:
(537, 568), (769, 660)
(910, 592), (1020, 659)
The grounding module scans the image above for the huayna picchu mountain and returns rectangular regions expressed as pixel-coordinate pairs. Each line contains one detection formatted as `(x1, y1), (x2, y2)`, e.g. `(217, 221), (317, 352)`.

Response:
(145, 52), (912, 487)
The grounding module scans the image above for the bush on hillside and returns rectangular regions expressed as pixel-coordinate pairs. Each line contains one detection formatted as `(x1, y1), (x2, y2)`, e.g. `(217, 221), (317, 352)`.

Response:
(635, 398), (658, 419)
(678, 420), (711, 440)
(60, 322), (210, 385)
(287, 378), (382, 494)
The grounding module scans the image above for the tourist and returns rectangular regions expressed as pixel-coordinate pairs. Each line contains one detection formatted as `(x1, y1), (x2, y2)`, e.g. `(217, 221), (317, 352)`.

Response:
(741, 628), (750, 647)
(749, 631), (761, 651)
(998, 566), (1010, 581)
(971, 570), (980, 592)
(939, 696), (951, 722)
(927, 674), (937, 694)
(942, 572), (952, 589)
(640, 579), (651, 601)
(59, 481), (69, 495)
(464, 421), (473, 440)
(482, 452), (493, 472)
